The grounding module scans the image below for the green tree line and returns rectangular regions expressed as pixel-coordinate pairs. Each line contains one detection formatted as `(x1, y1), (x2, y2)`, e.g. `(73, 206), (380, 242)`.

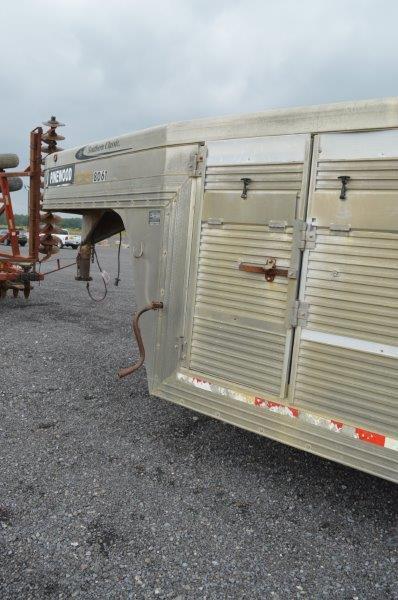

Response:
(0, 214), (82, 229)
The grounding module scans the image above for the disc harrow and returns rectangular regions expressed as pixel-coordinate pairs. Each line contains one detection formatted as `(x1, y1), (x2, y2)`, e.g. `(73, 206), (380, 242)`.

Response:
(0, 117), (72, 299)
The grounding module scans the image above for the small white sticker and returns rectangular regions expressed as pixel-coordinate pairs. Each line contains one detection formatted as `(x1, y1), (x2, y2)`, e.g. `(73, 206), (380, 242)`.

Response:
(92, 169), (108, 183)
(148, 210), (161, 225)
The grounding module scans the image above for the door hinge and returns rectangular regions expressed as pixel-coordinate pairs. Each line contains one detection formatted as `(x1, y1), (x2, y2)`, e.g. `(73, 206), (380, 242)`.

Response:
(293, 220), (317, 251)
(290, 301), (310, 327)
(188, 147), (206, 177)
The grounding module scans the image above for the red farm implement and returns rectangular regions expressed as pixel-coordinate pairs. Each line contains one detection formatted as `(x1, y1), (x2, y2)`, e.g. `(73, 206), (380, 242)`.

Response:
(0, 118), (67, 298)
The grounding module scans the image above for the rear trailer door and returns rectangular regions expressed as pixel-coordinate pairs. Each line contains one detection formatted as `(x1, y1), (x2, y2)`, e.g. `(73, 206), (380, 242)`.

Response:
(290, 130), (398, 439)
(186, 134), (312, 399)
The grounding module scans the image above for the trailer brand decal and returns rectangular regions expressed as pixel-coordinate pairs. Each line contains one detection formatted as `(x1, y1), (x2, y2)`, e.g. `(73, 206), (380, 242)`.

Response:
(176, 373), (398, 452)
(75, 139), (122, 160)
(47, 165), (75, 187)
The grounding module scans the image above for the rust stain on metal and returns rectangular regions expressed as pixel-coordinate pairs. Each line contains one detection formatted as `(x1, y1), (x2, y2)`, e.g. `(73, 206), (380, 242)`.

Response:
(238, 257), (289, 282)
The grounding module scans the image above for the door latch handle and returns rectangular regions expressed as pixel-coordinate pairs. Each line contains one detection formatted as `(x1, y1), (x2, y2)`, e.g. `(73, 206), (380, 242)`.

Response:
(239, 258), (288, 282)
(338, 175), (351, 200)
(240, 177), (251, 199)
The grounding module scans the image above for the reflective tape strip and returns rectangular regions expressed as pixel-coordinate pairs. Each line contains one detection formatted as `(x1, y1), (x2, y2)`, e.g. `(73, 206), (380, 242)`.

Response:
(176, 372), (398, 452)
(301, 329), (398, 359)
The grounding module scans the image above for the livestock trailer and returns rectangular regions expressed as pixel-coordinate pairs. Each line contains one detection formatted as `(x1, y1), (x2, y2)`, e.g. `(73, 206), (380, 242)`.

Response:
(43, 98), (398, 483)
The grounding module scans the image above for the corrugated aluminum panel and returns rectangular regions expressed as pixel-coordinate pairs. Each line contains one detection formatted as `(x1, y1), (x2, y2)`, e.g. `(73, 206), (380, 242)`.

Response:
(190, 316), (286, 396)
(303, 230), (398, 345)
(190, 223), (293, 395)
(196, 225), (292, 321)
(294, 340), (398, 437)
(316, 158), (398, 191)
(205, 163), (303, 192)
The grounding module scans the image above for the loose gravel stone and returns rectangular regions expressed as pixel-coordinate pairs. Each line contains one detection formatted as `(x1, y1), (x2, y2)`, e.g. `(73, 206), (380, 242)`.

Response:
(0, 246), (397, 599)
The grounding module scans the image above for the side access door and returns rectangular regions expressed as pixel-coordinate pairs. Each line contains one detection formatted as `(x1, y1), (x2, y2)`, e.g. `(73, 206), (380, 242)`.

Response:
(185, 134), (312, 399)
(290, 130), (398, 439)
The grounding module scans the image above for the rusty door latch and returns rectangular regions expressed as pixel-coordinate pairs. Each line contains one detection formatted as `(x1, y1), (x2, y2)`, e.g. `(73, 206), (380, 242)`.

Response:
(238, 258), (288, 282)
(118, 301), (164, 378)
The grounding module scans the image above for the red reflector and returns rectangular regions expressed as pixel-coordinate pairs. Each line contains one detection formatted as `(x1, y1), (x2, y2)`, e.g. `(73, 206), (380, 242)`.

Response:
(356, 428), (385, 446)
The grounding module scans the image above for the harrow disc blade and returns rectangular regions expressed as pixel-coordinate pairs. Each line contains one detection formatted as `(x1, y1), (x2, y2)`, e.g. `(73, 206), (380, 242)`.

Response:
(41, 145), (64, 154)
(42, 116), (65, 128)
(39, 244), (60, 256)
(41, 236), (60, 247)
(42, 131), (65, 142)
(40, 212), (62, 224)
(40, 224), (63, 235)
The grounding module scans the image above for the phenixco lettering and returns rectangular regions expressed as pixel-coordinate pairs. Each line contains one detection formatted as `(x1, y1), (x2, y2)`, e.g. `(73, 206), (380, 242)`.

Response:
(47, 165), (75, 187)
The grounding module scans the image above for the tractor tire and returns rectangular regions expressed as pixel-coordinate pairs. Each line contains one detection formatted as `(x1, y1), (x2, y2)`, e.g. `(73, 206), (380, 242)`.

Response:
(8, 177), (23, 192)
(0, 153), (19, 169)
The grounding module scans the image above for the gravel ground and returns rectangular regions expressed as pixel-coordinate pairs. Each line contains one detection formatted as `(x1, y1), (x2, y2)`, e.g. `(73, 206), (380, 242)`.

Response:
(0, 246), (397, 600)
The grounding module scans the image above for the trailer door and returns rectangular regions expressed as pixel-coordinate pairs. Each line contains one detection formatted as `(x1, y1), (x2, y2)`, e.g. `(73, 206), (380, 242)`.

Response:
(186, 134), (312, 399)
(290, 130), (398, 438)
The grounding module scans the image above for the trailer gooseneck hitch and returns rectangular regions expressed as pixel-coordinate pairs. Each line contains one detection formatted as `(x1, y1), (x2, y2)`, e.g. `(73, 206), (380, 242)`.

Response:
(118, 301), (164, 378)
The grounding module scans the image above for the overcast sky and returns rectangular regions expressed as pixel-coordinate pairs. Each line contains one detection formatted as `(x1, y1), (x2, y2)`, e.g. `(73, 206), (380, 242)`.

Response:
(2, 0), (398, 212)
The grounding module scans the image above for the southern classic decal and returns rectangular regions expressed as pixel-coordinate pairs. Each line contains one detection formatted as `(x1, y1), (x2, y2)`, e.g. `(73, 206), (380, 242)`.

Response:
(75, 139), (122, 160)
(47, 165), (75, 187)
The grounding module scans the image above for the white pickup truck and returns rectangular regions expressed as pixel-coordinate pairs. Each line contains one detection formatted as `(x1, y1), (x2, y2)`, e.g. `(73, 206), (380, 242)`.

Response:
(51, 229), (81, 249)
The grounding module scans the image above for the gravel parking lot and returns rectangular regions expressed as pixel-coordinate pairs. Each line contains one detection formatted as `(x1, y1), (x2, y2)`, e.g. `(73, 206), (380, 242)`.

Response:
(1, 246), (397, 599)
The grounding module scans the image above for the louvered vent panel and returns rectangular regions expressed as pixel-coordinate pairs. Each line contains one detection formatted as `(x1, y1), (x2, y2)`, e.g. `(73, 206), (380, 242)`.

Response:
(190, 316), (286, 395)
(294, 227), (398, 436)
(295, 341), (398, 437)
(189, 223), (293, 395)
(205, 163), (303, 191)
(303, 230), (398, 345)
(316, 159), (398, 191)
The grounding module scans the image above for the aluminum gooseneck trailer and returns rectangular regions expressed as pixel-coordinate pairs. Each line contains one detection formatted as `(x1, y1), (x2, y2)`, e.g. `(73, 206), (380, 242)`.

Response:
(43, 98), (398, 483)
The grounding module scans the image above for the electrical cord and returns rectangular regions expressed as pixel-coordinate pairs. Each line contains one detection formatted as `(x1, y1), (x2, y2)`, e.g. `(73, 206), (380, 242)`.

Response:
(85, 235), (123, 301)
(86, 245), (108, 302)
(114, 231), (121, 286)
